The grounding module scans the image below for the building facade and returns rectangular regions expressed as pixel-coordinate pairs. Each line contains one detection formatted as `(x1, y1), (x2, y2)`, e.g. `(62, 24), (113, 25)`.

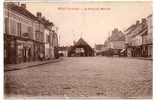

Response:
(125, 15), (152, 57)
(125, 20), (144, 57)
(4, 3), (59, 65)
(146, 14), (153, 57)
(94, 44), (107, 56)
(104, 28), (125, 56)
(43, 18), (59, 59)
(4, 3), (39, 64)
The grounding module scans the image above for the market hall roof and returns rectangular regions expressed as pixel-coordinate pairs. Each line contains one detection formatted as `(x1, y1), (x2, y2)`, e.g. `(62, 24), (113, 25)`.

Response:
(74, 38), (90, 47)
(71, 37), (94, 52)
(68, 37), (94, 56)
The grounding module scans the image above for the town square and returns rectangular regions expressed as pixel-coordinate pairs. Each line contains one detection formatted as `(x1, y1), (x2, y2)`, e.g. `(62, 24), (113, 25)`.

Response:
(5, 57), (152, 97)
(4, 1), (152, 99)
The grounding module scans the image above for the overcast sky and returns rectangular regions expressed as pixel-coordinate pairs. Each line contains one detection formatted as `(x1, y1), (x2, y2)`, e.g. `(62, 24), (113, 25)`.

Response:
(26, 1), (152, 47)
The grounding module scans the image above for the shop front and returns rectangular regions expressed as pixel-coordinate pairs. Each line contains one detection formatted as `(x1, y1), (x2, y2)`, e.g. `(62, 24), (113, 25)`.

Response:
(4, 34), (16, 64)
(16, 40), (34, 63)
(4, 34), (36, 65)
(148, 44), (152, 57)
(34, 41), (45, 61)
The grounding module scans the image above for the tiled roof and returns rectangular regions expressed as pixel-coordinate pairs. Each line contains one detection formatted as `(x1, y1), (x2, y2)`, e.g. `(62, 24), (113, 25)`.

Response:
(7, 3), (37, 20)
(125, 25), (137, 35)
(75, 38), (89, 46)
(6, 3), (55, 27)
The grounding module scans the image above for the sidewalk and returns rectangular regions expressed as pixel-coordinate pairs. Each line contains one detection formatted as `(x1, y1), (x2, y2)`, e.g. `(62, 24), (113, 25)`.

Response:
(4, 58), (63, 72)
(132, 57), (152, 60)
(101, 56), (152, 60)
(121, 56), (152, 60)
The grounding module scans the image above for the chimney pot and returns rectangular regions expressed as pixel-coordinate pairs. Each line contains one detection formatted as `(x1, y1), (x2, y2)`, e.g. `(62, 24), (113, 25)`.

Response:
(21, 4), (26, 9)
(37, 12), (42, 18)
(136, 20), (140, 25)
(141, 18), (146, 23)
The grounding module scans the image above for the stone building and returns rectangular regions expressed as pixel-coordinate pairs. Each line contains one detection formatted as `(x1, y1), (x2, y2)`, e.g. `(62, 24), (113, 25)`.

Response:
(34, 12), (45, 61)
(104, 28), (125, 56)
(4, 3), (59, 64)
(146, 14), (153, 57)
(51, 27), (59, 59)
(94, 44), (106, 56)
(125, 20), (143, 57)
(125, 15), (152, 57)
(4, 3), (39, 64)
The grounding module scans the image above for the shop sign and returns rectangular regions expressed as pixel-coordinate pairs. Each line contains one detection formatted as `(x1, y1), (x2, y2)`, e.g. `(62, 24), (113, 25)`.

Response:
(22, 33), (30, 38)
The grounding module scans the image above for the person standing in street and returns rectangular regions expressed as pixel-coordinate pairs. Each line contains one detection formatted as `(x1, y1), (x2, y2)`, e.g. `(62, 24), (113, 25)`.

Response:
(40, 52), (44, 61)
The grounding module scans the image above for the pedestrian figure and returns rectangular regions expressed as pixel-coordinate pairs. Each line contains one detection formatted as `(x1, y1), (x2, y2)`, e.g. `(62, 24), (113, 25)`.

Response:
(40, 52), (44, 61)
(28, 48), (31, 61)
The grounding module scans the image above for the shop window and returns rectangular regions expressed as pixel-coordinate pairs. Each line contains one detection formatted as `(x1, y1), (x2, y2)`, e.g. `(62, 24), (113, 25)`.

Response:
(46, 35), (50, 43)
(27, 26), (33, 38)
(28, 27), (32, 33)
(10, 19), (17, 35)
(10, 41), (15, 48)
(17, 43), (23, 58)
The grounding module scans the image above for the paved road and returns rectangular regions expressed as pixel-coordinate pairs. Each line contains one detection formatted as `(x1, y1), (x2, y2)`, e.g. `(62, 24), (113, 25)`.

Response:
(5, 57), (152, 98)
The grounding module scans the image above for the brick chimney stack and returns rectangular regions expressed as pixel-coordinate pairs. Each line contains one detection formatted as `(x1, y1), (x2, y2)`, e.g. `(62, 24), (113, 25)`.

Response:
(21, 4), (26, 9)
(136, 20), (140, 26)
(37, 12), (42, 18)
(141, 18), (146, 24)
(141, 18), (147, 28)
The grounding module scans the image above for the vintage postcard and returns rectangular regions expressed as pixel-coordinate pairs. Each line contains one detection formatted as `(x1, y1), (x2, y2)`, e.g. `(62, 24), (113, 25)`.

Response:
(4, 0), (152, 100)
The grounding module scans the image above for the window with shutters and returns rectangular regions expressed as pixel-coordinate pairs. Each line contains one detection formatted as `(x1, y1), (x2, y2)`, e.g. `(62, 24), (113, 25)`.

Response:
(10, 19), (17, 35)
(17, 23), (21, 36)
(27, 26), (33, 38)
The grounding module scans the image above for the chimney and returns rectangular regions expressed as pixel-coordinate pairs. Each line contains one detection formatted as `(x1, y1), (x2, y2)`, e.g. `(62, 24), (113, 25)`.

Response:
(21, 4), (26, 9)
(141, 18), (147, 28)
(136, 20), (140, 26)
(141, 18), (146, 24)
(37, 12), (42, 18)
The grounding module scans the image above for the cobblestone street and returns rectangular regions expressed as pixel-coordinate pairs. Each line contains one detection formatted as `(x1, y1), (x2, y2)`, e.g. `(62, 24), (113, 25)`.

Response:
(5, 57), (152, 98)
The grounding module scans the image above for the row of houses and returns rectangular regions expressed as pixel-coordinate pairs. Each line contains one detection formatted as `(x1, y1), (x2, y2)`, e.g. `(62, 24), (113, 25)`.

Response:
(94, 14), (153, 57)
(125, 15), (152, 57)
(4, 3), (59, 65)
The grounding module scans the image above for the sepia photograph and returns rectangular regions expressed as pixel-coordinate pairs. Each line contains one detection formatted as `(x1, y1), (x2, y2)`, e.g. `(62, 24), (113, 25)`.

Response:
(4, 0), (152, 100)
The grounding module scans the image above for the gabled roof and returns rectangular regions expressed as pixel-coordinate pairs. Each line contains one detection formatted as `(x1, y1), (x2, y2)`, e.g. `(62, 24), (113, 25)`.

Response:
(109, 29), (125, 41)
(68, 37), (94, 56)
(75, 38), (90, 46)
